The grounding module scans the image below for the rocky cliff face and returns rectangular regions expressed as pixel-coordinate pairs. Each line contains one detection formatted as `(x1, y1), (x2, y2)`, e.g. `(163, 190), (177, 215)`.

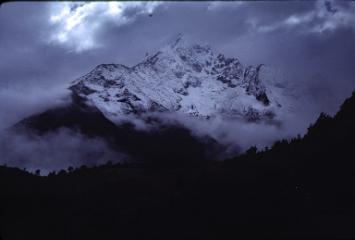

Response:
(70, 35), (287, 124)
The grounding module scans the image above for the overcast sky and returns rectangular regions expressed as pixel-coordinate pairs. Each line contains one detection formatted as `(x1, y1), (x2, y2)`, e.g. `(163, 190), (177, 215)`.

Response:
(1, 1), (355, 129)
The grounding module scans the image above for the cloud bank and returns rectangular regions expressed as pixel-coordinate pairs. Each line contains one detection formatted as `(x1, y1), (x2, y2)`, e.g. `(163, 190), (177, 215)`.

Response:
(0, 128), (126, 175)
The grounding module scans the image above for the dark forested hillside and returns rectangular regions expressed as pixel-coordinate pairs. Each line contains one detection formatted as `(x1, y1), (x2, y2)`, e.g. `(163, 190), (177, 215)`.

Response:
(1, 91), (355, 239)
(13, 93), (222, 167)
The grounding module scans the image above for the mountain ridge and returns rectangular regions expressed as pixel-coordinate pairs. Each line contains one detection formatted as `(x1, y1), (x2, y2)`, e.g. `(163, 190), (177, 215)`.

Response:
(70, 34), (287, 124)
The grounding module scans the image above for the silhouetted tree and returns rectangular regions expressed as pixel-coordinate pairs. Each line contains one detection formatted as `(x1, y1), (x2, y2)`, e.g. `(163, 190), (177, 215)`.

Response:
(57, 169), (67, 176)
(246, 146), (257, 156)
(80, 165), (88, 170)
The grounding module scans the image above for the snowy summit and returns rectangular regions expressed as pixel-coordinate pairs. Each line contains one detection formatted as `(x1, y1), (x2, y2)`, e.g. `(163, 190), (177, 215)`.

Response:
(70, 34), (287, 124)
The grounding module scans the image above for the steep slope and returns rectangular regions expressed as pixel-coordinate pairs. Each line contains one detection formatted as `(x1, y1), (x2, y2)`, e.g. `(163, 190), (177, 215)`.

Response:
(226, 90), (355, 188)
(70, 35), (288, 124)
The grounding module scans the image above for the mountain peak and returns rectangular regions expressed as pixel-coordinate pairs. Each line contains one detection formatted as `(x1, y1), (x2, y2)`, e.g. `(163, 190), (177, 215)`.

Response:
(168, 33), (211, 53)
(69, 35), (287, 125)
(170, 33), (185, 48)
(169, 33), (196, 48)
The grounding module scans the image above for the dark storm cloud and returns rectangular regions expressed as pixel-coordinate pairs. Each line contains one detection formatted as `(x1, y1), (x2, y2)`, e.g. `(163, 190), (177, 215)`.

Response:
(324, 1), (337, 14)
(0, 1), (355, 132)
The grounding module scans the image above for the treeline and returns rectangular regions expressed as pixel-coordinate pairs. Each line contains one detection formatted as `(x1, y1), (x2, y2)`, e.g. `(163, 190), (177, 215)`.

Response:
(0, 91), (355, 239)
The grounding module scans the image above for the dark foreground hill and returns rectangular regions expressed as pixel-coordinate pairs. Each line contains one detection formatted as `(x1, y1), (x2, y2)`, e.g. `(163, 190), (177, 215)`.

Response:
(1, 91), (355, 239)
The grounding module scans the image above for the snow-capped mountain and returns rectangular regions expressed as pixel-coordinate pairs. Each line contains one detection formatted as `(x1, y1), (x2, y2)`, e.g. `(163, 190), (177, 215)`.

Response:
(9, 35), (296, 169)
(70, 34), (287, 124)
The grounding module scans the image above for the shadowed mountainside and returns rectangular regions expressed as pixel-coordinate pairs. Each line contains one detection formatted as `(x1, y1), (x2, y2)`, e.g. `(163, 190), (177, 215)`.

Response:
(13, 93), (223, 167)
